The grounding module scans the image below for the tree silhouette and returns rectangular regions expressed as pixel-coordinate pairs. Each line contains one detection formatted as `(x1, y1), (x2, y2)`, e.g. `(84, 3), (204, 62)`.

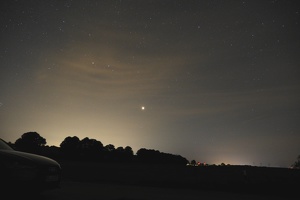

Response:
(136, 148), (188, 164)
(115, 146), (125, 161)
(10, 133), (189, 165)
(105, 144), (115, 152)
(14, 132), (46, 154)
(79, 137), (104, 160)
(104, 144), (115, 161)
(190, 160), (196, 166)
(124, 146), (134, 161)
(292, 155), (300, 168)
(136, 148), (159, 163)
(60, 136), (80, 159)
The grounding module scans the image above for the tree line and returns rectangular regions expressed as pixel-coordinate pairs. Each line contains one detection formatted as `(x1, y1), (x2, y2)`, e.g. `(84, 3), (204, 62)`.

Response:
(7, 131), (189, 165)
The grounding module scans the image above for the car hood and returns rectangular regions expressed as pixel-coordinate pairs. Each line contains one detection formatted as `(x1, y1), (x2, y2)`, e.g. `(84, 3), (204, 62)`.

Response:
(1, 150), (60, 166)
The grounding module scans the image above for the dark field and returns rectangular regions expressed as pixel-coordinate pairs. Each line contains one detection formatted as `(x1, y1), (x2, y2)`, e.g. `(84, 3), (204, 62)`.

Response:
(56, 161), (300, 199)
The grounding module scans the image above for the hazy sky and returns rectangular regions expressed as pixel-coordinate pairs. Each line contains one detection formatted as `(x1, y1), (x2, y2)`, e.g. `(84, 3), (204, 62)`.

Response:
(1, 0), (300, 167)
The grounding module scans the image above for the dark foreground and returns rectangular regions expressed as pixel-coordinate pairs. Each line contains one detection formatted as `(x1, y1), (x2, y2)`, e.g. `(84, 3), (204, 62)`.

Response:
(10, 161), (300, 199)
(38, 179), (294, 200)
(59, 161), (299, 198)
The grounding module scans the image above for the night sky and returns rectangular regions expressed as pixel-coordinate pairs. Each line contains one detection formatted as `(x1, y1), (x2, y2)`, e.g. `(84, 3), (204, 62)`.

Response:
(1, 0), (300, 167)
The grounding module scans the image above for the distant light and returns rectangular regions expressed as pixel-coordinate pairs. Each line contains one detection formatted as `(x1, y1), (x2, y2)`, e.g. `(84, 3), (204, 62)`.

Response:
(141, 106), (145, 110)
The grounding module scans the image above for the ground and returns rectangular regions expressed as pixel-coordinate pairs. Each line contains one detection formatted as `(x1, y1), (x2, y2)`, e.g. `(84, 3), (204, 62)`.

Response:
(38, 180), (295, 200)
(11, 161), (300, 199)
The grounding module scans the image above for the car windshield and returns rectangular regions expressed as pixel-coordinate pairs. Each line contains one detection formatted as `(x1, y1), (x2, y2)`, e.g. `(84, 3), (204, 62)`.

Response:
(0, 139), (14, 150)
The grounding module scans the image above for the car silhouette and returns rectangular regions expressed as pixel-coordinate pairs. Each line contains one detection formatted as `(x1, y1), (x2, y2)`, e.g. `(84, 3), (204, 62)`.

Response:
(0, 138), (61, 193)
